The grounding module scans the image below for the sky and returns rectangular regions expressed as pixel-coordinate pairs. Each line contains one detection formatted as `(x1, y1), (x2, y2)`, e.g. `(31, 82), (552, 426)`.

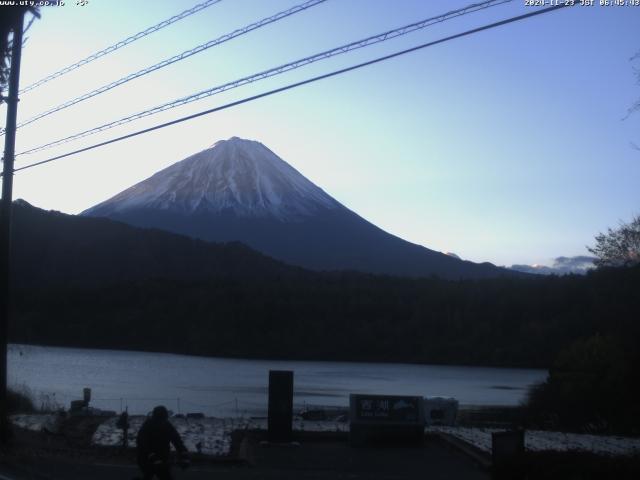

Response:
(2, 0), (639, 269)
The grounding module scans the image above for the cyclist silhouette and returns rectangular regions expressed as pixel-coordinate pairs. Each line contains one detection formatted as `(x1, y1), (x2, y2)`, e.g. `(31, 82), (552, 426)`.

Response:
(136, 405), (189, 480)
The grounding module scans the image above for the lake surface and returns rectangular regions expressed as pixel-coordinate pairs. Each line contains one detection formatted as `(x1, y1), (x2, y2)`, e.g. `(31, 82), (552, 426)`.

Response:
(8, 344), (547, 417)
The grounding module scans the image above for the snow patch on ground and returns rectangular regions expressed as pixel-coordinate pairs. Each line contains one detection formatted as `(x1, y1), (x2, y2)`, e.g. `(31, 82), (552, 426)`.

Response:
(12, 415), (639, 458)
(428, 426), (640, 457)
(92, 416), (245, 457)
(246, 418), (348, 433)
(10, 414), (61, 433)
(92, 416), (347, 457)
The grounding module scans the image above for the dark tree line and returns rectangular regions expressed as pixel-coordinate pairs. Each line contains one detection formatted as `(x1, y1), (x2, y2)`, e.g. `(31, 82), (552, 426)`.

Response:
(520, 213), (640, 434)
(10, 264), (640, 370)
(588, 214), (640, 268)
(7, 201), (640, 371)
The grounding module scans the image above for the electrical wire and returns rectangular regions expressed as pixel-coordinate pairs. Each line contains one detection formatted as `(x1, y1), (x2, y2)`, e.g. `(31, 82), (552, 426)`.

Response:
(12, 2), (575, 175)
(17, 0), (512, 157)
(19, 0), (224, 95)
(13, 0), (327, 131)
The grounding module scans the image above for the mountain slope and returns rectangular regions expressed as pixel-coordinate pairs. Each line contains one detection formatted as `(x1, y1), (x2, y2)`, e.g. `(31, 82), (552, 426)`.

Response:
(11, 200), (301, 289)
(83, 137), (513, 279)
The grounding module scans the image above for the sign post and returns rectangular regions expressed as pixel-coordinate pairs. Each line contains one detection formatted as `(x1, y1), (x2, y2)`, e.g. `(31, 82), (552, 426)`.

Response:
(349, 394), (425, 446)
(267, 370), (293, 443)
(492, 429), (525, 472)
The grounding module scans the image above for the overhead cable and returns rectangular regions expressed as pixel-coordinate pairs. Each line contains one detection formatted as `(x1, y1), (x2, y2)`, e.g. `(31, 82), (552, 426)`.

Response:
(13, 0), (327, 131)
(17, 0), (512, 156)
(12, 2), (575, 174)
(19, 0), (224, 95)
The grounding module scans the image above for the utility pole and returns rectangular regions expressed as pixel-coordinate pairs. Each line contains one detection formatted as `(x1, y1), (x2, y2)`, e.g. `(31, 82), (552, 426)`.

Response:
(0, 9), (25, 443)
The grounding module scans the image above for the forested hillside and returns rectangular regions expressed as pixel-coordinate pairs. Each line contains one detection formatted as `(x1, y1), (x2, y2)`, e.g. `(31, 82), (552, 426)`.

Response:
(9, 201), (640, 368)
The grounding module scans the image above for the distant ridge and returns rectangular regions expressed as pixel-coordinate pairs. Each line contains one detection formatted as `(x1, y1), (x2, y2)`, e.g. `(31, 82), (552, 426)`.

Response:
(83, 137), (516, 279)
(11, 199), (298, 289)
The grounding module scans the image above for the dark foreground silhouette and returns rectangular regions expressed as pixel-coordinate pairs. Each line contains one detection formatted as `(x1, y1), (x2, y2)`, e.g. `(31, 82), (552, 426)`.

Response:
(136, 406), (190, 480)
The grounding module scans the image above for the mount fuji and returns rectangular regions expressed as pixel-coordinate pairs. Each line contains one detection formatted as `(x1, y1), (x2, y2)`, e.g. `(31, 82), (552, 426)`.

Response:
(83, 137), (510, 279)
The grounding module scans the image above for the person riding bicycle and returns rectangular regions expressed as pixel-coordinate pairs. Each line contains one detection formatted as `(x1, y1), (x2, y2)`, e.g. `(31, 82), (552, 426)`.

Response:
(136, 405), (189, 480)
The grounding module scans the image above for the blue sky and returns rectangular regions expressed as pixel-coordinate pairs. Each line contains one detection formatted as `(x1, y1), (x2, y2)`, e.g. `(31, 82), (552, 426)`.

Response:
(4, 0), (640, 267)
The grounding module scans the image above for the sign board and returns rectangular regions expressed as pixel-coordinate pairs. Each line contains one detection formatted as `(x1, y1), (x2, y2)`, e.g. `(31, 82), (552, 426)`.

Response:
(349, 394), (425, 446)
(268, 370), (294, 442)
(424, 397), (458, 426)
(492, 429), (525, 469)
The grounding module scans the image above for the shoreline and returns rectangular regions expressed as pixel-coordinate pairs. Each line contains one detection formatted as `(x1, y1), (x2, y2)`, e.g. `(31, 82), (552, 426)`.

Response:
(9, 410), (640, 461)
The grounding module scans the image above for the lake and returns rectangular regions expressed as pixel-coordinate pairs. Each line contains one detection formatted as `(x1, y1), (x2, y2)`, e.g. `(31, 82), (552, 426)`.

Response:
(8, 344), (547, 417)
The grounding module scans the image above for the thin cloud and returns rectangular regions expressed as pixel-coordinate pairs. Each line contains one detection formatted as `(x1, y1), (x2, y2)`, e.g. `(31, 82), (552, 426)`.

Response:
(509, 256), (596, 276)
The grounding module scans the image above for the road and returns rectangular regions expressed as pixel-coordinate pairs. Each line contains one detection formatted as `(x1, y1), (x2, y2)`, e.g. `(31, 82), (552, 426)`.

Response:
(0, 436), (489, 480)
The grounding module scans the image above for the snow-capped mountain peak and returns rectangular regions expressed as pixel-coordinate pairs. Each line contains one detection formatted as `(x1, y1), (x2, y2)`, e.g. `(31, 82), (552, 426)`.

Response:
(84, 137), (339, 220)
(83, 136), (516, 279)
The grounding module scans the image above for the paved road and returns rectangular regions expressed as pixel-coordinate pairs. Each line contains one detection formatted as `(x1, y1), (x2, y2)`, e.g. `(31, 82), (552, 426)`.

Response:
(1, 437), (489, 479)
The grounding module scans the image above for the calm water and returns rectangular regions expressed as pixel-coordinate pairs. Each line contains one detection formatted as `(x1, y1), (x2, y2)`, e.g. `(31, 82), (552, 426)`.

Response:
(8, 344), (546, 417)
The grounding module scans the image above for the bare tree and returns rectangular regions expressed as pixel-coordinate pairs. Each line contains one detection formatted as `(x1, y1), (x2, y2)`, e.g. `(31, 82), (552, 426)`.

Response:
(629, 51), (640, 115)
(588, 215), (640, 268)
(628, 50), (640, 150)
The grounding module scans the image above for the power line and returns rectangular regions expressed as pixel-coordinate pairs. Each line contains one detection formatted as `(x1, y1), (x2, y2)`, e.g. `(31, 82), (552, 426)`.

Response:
(17, 0), (513, 157)
(12, 2), (575, 175)
(19, 0), (224, 95)
(13, 0), (327, 131)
